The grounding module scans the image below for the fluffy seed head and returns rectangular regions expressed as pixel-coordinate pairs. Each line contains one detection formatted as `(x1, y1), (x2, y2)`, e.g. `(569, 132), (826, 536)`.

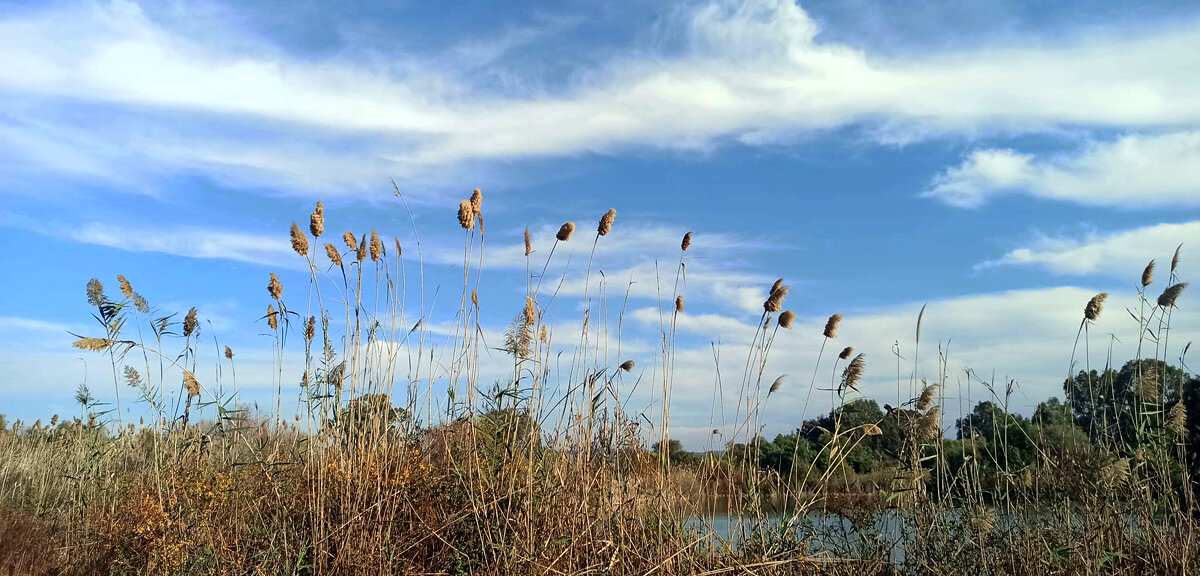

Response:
(458, 200), (475, 230)
(620, 360), (635, 372)
(471, 290), (478, 308)
(1142, 260), (1155, 287)
(823, 314), (842, 339)
(556, 222), (575, 241)
(1100, 457), (1130, 487)
(131, 293), (150, 313)
(675, 296), (685, 313)
(1172, 244), (1182, 273)
(324, 243), (343, 266)
(862, 423), (883, 436)
(356, 234), (368, 262)
(86, 278), (105, 306)
(73, 338), (114, 351)
(305, 316), (316, 341)
(183, 307), (198, 337)
(539, 324), (549, 343)
(524, 228), (532, 256)
(290, 222), (309, 256)
(839, 346), (853, 360)
(369, 230), (382, 262)
(343, 231), (358, 252)
(1169, 402), (1188, 436)
(523, 297), (536, 326)
(394, 237), (402, 257)
(1158, 283), (1189, 308)
(779, 310), (795, 329)
(769, 375), (785, 395)
(917, 405), (941, 440)
(598, 208), (616, 236)
(841, 353), (865, 392)
(183, 370), (200, 398)
(268, 273), (283, 300)
(124, 365), (141, 388)
(310, 201), (324, 237)
(917, 383), (939, 412)
(117, 275), (134, 299)
(1084, 293), (1108, 321)
(1135, 367), (1159, 401)
(681, 232), (692, 252)
(764, 284), (788, 313)
(224, 346), (234, 359)
(266, 304), (278, 330)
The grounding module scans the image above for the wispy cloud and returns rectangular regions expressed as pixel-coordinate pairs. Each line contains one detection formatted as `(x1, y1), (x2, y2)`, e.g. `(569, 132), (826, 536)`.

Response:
(925, 132), (1200, 208)
(977, 221), (1197, 277)
(2, 0), (1200, 194)
(0, 211), (299, 268)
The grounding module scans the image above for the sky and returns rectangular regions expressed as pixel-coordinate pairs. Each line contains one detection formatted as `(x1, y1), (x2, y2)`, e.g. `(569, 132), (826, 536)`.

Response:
(0, 0), (1197, 448)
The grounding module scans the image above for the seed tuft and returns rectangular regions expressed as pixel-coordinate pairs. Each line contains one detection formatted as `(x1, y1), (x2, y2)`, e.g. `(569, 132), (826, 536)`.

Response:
(619, 360), (635, 372)
(823, 314), (842, 339)
(1158, 283), (1189, 308)
(1142, 260), (1155, 287)
(458, 200), (476, 230)
(524, 228), (532, 256)
(73, 338), (114, 351)
(310, 201), (324, 237)
(268, 273), (283, 300)
(86, 279), (105, 306)
(556, 222), (575, 242)
(266, 304), (278, 331)
(343, 231), (358, 252)
(290, 222), (309, 256)
(183, 308), (198, 337)
(1084, 293), (1108, 321)
(675, 296), (685, 313)
(224, 346), (234, 360)
(183, 370), (200, 398)
(117, 275), (134, 299)
(324, 243), (343, 266)
(370, 230), (382, 262)
(681, 232), (692, 252)
(769, 375), (785, 395)
(779, 310), (795, 329)
(598, 208), (616, 236)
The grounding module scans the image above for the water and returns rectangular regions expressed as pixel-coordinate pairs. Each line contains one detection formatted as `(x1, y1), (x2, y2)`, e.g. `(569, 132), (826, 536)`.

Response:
(688, 510), (910, 563)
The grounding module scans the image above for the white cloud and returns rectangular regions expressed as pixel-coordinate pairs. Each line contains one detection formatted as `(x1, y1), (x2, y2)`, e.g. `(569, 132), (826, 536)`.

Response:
(926, 132), (1200, 208)
(2, 1), (1200, 191)
(978, 220), (1197, 277)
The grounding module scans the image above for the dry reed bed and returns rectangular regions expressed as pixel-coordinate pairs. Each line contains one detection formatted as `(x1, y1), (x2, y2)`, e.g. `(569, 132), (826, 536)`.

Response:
(0, 191), (1195, 575)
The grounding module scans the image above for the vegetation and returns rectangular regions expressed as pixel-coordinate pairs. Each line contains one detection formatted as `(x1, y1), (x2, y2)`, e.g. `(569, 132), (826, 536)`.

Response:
(0, 193), (1195, 575)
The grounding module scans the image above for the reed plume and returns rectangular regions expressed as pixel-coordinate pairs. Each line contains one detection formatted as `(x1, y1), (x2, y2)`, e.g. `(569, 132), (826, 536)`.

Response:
(1169, 402), (1188, 436)
(458, 200), (475, 230)
(523, 297), (536, 326)
(779, 310), (795, 329)
(394, 237), (402, 256)
(268, 273), (283, 300)
(72, 338), (114, 351)
(370, 230), (382, 262)
(916, 405), (941, 440)
(839, 346), (853, 360)
(131, 293), (150, 314)
(310, 201), (324, 237)
(1084, 293), (1108, 321)
(675, 296), (685, 313)
(356, 234), (368, 263)
(841, 353), (865, 392)
(539, 324), (548, 343)
(823, 314), (842, 338)
(769, 375), (785, 395)
(620, 360), (635, 372)
(324, 243), (342, 266)
(290, 222), (309, 256)
(681, 232), (691, 252)
(305, 316), (316, 341)
(598, 208), (616, 236)
(524, 228), (531, 256)
(1134, 367), (1159, 401)
(471, 290), (478, 308)
(917, 383), (938, 412)
(117, 275), (133, 299)
(556, 222), (575, 241)
(1101, 457), (1130, 487)
(86, 278), (104, 306)
(183, 308), (198, 337)
(183, 370), (200, 398)
(862, 423), (883, 436)
(470, 188), (482, 213)
(224, 346), (234, 359)
(1172, 243), (1182, 273)
(123, 365), (140, 388)
(764, 282), (788, 313)
(343, 231), (358, 252)
(1142, 260), (1155, 287)
(1158, 283), (1189, 308)
(267, 304), (278, 330)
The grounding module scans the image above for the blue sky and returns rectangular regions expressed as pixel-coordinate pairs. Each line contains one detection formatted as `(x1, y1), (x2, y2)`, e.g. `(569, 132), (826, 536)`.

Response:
(1, 0), (1197, 447)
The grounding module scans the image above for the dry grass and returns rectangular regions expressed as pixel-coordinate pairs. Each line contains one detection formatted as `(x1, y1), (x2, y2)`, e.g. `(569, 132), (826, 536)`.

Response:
(1, 196), (1196, 576)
